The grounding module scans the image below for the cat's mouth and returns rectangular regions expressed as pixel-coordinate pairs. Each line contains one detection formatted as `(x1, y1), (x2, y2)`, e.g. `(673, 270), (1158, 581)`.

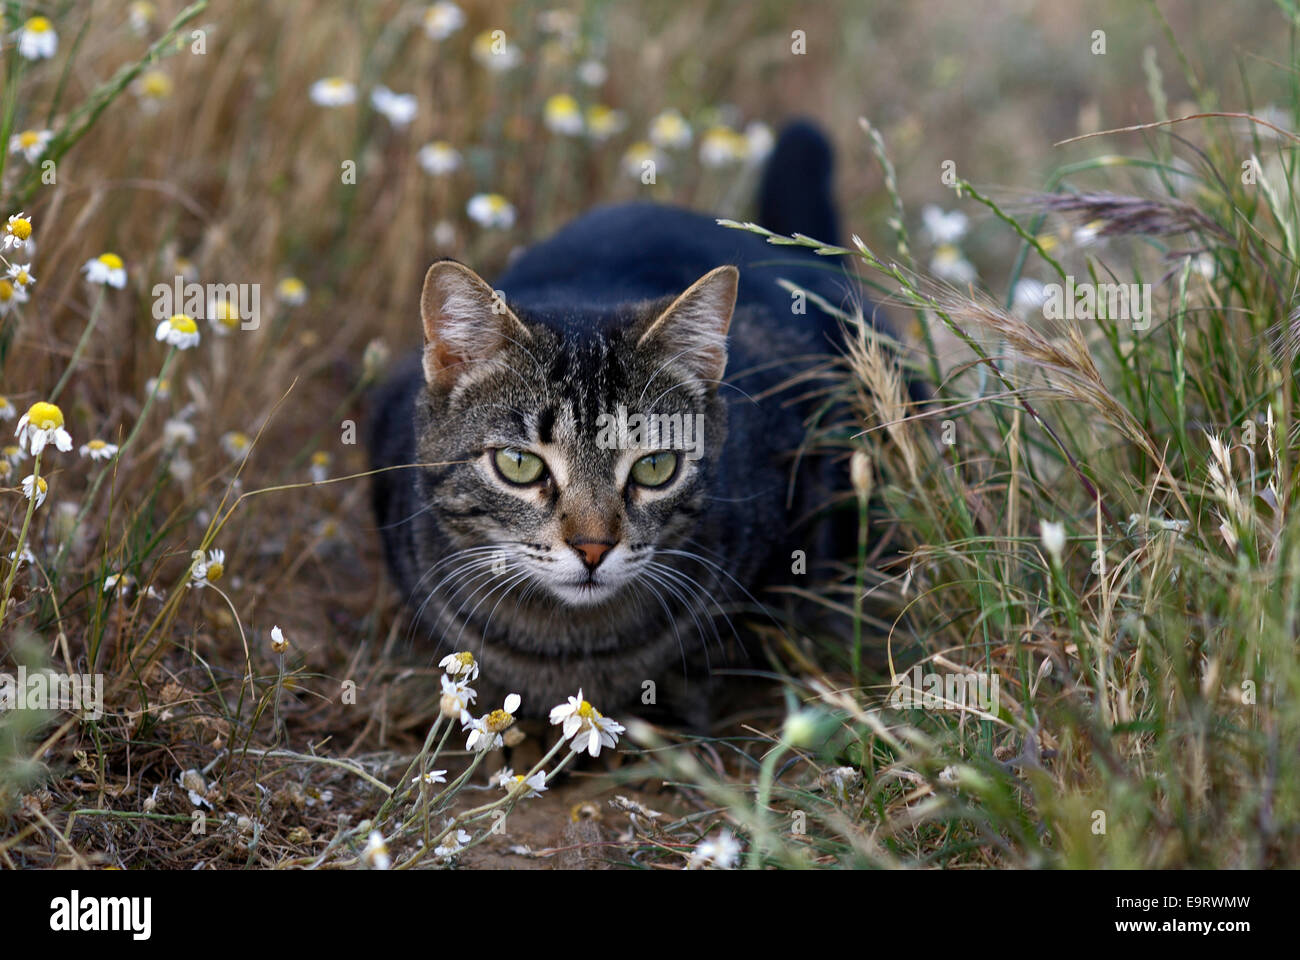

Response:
(547, 573), (624, 607)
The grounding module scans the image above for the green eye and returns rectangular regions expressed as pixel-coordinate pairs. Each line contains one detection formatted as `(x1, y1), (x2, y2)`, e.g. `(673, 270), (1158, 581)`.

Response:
(630, 451), (678, 488)
(494, 447), (546, 484)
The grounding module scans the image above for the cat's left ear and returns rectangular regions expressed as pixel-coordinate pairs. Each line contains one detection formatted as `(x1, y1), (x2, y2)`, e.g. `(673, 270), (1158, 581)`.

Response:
(637, 265), (738, 387)
(420, 260), (532, 388)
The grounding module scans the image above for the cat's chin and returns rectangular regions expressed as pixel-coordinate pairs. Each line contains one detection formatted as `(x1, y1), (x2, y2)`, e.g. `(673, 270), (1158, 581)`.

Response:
(544, 580), (625, 608)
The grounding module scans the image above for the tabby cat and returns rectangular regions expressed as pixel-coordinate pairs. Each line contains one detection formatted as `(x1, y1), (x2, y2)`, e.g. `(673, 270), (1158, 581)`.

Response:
(368, 121), (867, 719)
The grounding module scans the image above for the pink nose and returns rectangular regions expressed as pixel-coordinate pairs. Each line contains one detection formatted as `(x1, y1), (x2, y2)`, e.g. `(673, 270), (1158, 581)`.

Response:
(569, 539), (614, 570)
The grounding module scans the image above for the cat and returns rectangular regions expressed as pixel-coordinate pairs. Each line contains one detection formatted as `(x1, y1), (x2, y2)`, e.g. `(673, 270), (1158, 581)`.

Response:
(368, 120), (870, 721)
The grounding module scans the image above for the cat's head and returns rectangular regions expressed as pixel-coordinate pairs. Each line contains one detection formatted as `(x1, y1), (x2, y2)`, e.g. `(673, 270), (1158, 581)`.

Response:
(412, 259), (737, 608)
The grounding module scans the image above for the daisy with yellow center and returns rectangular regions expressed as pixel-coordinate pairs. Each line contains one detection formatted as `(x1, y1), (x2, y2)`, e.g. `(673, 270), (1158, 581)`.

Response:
(15, 401), (72, 456)
(584, 105), (626, 142)
(471, 30), (521, 72)
(155, 313), (200, 349)
(309, 77), (356, 107)
(8, 129), (53, 164)
(21, 474), (48, 508)
(6, 263), (35, 290)
(439, 674), (477, 724)
(190, 548), (226, 587)
(79, 439), (119, 462)
(0, 397), (14, 421)
(145, 376), (170, 399)
(0, 279), (23, 314)
(417, 141), (461, 176)
(3, 213), (33, 251)
(423, 2), (465, 40)
(549, 689), (626, 757)
(2, 444), (23, 465)
(83, 253), (127, 288)
(309, 450), (330, 483)
(496, 768), (547, 799)
(466, 193), (515, 229)
(128, 2), (157, 36)
(439, 650), (479, 681)
(699, 125), (749, 168)
(14, 17), (58, 60)
(276, 277), (307, 306)
(649, 109), (692, 149)
(621, 141), (664, 179)
(543, 94), (583, 136)
(220, 431), (251, 459)
(134, 70), (173, 111)
(464, 693), (521, 751)
(207, 296), (241, 333)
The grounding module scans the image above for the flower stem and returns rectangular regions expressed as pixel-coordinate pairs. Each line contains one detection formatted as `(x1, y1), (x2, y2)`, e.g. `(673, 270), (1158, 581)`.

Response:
(49, 288), (105, 402)
(0, 450), (42, 624)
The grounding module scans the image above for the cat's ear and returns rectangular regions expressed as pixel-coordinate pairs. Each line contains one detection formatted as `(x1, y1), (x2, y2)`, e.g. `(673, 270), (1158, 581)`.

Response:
(420, 260), (531, 388)
(636, 265), (738, 387)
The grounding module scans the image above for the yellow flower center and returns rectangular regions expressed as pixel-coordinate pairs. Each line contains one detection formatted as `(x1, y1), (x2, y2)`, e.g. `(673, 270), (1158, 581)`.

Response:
(97, 253), (124, 270)
(9, 218), (32, 241)
(213, 300), (240, 327)
(87, 440), (107, 451)
(18, 131), (40, 149)
(169, 314), (197, 333)
(141, 71), (172, 98)
(25, 17), (51, 33)
(2, 445), (19, 457)
(15, 271), (30, 285)
(26, 401), (64, 431)
(206, 561), (224, 582)
(576, 700), (599, 720)
(485, 709), (514, 733)
(227, 433), (249, 449)
(311, 451), (330, 466)
(452, 651), (475, 671)
(0, 280), (12, 301)
(278, 277), (304, 296)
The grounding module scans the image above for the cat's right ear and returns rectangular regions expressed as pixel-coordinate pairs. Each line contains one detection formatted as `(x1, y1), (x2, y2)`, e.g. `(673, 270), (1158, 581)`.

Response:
(420, 260), (531, 388)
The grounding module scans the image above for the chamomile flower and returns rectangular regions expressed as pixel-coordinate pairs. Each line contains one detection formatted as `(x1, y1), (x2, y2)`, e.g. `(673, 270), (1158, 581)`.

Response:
(434, 824), (471, 858)
(155, 313), (200, 349)
(1040, 521), (1066, 564)
(929, 244), (976, 285)
(1073, 220), (1104, 247)
(207, 295), (241, 334)
(8, 546), (36, 566)
(422, 1), (465, 40)
(133, 70), (173, 111)
(103, 572), (136, 595)
(584, 105), (625, 142)
(543, 94), (583, 136)
(413, 769), (448, 786)
(83, 253), (127, 288)
(439, 650), (480, 681)
(9, 129), (52, 164)
(22, 474), (48, 508)
(649, 109), (692, 149)
(921, 205), (968, 245)
(14, 17), (58, 60)
(548, 686), (624, 754)
(363, 831), (391, 869)
(308, 450), (330, 483)
(6, 263), (35, 292)
(190, 548), (225, 587)
(439, 673), (477, 724)
(3, 213), (33, 251)
(743, 121), (775, 164)
(2, 444), (23, 466)
(417, 141), (460, 176)
(1012, 278), (1049, 316)
(0, 279), (24, 314)
(549, 690), (625, 757)
(128, 2), (157, 35)
(577, 59), (607, 88)
(471, 30), (522, 72)
(16, 401), (72, 456)
(309, 77), (356, 107)
(79, 439), (118, 461)
(371, 85), (417, 127)
(145, 377), (171, 400)
(498, 769), (547, 799)
(699, 125), (747, 167)
(270, 625), (289, 654)
(0, 397), (15, 421)
(467, 193), (515, 229)
(464, 693), (521, 752)
(220, 430), (251, 459)
(622, 141), (664, 180)
(687, 829), (741, 869)
(162, 418), (196, 447)
(276, 276), (307, 306)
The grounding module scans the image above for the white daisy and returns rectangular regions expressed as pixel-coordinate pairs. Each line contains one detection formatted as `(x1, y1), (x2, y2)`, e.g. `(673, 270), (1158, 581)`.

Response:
(500, 769), (547, 799)
(15, 402), (72, 456)
(276, 277), (307, 306)
(0, 397), (16, 421)
(929, 244), (976, 285)
(744, 122), (775, 164)
(413, 769), (448, 786)
(220, 430), (251, 459)
(3, 213), (33, 251)
(699, 125), (746, 168)
(83, 253), (127, 288)
(6, 263), (36, 293)
(466, 193), (515, 229)
(8, 130), (52, 164)
(543, 94), (583, 136)
(8, 547), (36, 567)
(162, 418), (197, 448)
(577, 59), (607, 88)
(79, 439), (119, 461)
(584, 105), (626, 142)
(439, 650), (479, 681)
(103, 572), (136, 595)
(471, 30), (521, 72)
(190, 548), (226, 587)
(207, 295), (241, 335)
(422, 1), (465, 40)
(417, 141), (460, 176)
(0, 277), (25, 314)
(363, 830), (391, 869)
(309, 77), (357, 107)
(921, 205), (968, 245)
(687, 829), (742, 869)
(21, 473), (48, 508)
(155, 313), (201, 349)
(621, 141), (664, 179)
(549, 689), (625, 757)
(14, 16), (58, 60)
(464, 693), (521, 752)
(434, 824), (471, 858)
(370, 85), (417, 128)
(649, 109), (692, 149)
(309, 450), (330, 483)
(270, 625), (289, 654)
(439, 673), (477, 724)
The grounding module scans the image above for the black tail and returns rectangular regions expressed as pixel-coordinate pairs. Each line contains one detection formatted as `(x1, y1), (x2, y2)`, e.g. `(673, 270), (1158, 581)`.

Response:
(757, 119), (840, 246)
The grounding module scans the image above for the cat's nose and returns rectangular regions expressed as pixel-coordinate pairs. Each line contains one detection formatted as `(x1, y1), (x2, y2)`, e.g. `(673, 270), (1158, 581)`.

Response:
(569, 538), (614, 570)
